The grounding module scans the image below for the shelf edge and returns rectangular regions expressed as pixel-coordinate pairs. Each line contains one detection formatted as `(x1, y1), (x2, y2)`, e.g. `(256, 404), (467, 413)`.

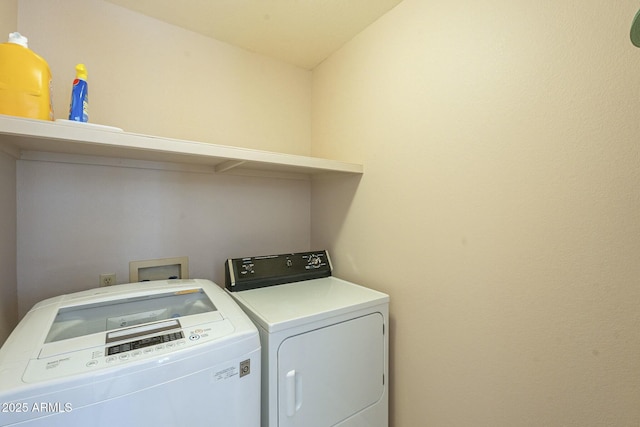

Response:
(0, 115), (363, 176)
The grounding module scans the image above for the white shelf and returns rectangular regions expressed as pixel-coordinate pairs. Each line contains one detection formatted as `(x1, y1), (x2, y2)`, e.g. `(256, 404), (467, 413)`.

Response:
(0, 115), (363, 178)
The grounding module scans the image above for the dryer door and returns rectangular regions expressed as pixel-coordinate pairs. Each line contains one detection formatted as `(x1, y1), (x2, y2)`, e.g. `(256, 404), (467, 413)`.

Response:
(277, 313), (384, 427)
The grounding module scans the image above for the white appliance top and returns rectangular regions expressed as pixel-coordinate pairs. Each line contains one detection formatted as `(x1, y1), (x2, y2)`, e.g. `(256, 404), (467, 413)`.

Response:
(229, 276), (389, 333)
(0, 279), (258, 389)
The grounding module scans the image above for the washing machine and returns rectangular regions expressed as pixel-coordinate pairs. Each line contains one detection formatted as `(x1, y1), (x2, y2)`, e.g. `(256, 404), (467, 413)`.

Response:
(0, 279), (260, 427)
(225, 251), (389, 427)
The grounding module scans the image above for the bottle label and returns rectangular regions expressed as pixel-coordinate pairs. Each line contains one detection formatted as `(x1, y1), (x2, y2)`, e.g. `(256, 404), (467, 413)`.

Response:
(69, 79), (88, 122)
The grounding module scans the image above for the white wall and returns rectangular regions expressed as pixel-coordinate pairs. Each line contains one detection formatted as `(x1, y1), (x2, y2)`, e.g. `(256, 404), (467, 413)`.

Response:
(312, 0), (640, 425)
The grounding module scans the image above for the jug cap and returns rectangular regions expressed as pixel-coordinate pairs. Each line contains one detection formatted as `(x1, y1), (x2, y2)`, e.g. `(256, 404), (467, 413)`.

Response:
(8, 32), (28, 48)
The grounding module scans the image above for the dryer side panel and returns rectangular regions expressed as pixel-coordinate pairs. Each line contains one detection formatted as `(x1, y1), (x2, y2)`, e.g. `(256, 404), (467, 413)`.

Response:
(277, 313), (384, 427)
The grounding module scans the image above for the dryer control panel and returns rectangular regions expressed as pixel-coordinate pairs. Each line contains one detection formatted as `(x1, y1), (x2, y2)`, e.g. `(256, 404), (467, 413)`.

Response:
(225, 250), (332, 291)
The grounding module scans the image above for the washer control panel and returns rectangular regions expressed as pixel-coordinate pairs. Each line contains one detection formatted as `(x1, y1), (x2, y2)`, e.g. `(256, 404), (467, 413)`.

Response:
(23, 316), (232, 383)
(225, 250), (332, 291)
(106, 331), (184, 356)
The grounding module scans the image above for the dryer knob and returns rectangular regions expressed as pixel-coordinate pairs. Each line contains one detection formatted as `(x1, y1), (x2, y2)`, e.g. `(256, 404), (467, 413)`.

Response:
(308, 255), (322, 268)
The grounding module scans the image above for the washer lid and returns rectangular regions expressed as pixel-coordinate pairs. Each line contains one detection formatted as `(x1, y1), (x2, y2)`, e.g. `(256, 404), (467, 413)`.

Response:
(45, 287), (216, 343)
(229, 277), (388, 333)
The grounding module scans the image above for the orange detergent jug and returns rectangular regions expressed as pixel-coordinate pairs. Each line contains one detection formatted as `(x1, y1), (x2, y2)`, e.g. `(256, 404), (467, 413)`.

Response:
(0, 32), (53, 120)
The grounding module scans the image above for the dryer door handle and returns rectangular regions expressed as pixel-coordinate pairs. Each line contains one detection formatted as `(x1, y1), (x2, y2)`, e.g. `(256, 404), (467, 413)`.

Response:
(285, 369), (303, 417)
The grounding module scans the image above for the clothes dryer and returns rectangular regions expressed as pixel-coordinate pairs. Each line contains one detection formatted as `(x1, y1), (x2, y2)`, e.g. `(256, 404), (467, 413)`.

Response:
(226, 251), (389, 427)
(0, 279), (260, 427)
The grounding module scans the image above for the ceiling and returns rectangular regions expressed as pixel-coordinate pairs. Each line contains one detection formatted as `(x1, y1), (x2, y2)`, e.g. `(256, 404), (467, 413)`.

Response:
(106, 0), (403, 69)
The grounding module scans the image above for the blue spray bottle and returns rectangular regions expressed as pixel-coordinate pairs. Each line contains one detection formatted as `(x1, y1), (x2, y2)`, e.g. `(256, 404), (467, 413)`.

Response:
(68, 63), (88, 122)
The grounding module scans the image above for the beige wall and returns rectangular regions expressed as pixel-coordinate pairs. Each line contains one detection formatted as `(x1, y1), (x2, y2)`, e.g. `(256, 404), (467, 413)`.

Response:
(12, 0), (314, 315)
(312, 0), (640, 426)
(16, 161), (311, 316)
(5, 0), (640, 424)
(0, 0), (17, 36)
(0, 152), (17, 346)
(0, 1), (19, 345)
(17, 0), (311, 155)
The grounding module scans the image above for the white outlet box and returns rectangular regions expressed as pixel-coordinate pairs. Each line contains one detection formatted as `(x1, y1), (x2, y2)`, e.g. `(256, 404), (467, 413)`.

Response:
(129, 256), (189, 282)
(99, 273), (116, 287)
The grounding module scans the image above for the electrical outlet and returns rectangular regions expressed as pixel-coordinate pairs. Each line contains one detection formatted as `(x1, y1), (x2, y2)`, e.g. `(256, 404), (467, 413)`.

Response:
(99, 273), (116, 287)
